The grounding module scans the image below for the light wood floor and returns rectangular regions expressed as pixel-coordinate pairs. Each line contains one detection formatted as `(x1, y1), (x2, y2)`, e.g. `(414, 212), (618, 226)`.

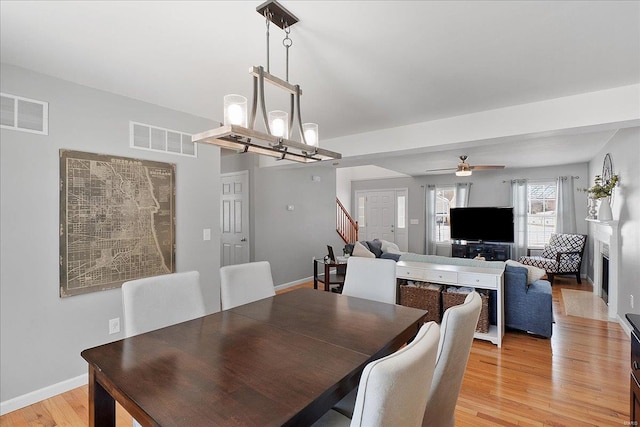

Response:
(1, 277), (630, 426)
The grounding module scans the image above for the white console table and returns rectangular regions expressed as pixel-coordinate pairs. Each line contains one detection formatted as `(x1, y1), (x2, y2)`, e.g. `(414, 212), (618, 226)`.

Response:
(396, 260), (505, 347)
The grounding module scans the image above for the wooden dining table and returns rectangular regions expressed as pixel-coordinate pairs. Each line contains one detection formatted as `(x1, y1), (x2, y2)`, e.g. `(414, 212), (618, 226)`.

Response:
(81, 288), (428, 427)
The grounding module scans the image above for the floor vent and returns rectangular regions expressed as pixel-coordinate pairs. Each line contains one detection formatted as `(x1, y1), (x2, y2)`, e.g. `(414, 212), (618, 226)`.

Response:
(130, 121), (197, 158)
(1, 93), (49, 135)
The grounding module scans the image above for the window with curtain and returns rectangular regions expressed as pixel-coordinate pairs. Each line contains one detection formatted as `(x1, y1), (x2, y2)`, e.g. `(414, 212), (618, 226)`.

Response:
(527, 181), (557, 247)
(435, 186), (455, 242)
(426, 183), (471, 249)
(397, 194), (406, 229)
(357, 195), (366, 226)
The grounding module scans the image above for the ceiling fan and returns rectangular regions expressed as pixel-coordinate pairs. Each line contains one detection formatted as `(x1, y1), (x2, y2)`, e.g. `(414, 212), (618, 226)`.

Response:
(426, 155), (505, 176)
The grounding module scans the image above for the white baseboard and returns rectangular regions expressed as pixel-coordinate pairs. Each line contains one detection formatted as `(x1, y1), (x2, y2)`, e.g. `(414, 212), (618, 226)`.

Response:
(0, 373), (88, 416)
(618, 314), (632, 337)
(275, 276), (313, 292)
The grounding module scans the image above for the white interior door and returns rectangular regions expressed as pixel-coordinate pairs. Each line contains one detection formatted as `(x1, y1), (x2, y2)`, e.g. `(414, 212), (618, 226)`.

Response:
(356, 188), (408, 252)
(221, 171), (250, 266)
(365, 190), (395, 242)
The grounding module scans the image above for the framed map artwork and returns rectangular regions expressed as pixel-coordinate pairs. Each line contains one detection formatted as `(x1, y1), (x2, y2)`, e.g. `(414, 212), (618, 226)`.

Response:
(59, 149), (176, 297)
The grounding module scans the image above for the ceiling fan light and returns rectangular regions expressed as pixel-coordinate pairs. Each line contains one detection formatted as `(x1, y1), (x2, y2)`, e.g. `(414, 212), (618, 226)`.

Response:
(456, 163), (472, 176)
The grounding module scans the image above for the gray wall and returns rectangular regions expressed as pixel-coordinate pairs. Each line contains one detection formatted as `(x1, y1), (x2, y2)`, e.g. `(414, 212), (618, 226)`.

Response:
(351, 163), (590, 259)
(0, 64), (221, 402)
(586, 127), (640, 319)
(253, 165), (344, 285)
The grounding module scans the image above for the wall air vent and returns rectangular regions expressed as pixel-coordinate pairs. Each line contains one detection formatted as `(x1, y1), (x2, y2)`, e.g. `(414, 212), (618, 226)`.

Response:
(130, 121), (197, 158)
(0, 93), (49, 135)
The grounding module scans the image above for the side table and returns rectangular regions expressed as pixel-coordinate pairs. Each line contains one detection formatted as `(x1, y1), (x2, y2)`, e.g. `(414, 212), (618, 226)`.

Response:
(313, 258), (347, 292)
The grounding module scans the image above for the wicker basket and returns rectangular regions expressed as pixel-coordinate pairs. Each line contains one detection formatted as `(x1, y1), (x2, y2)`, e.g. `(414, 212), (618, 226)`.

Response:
(442, 288), (489, 333)
(399, 282), (443, 323)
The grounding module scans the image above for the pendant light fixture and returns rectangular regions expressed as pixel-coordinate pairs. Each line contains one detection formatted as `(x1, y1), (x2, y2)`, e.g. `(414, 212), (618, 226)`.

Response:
(193, 0), (341, 163)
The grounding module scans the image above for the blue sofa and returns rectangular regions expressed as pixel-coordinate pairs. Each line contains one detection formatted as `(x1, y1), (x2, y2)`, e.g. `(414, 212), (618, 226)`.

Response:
(504, 264), (553, 338)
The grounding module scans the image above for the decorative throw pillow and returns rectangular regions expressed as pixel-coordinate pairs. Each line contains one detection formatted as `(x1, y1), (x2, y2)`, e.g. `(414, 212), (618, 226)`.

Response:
(344, 243), (354, 256)
(505, 260), (545, 284)
(366, 239), (383, 258)
(380, 239), (402, 254)
(352, 241), (375, 258)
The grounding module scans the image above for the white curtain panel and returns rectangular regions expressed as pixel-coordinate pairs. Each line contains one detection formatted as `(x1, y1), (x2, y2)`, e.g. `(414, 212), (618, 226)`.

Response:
(454, 182), (471, 207)
(556, 176), (577, 234)
(425, 185), (437, 255)
(511, 179), (528, 260)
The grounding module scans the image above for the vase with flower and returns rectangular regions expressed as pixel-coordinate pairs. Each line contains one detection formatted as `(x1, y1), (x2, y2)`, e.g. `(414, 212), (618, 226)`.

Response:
(581, 174), (619, 221)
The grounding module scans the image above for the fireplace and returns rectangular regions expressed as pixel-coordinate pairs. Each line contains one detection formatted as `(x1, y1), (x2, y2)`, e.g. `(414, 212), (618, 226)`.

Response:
(588, 219), (619, 320)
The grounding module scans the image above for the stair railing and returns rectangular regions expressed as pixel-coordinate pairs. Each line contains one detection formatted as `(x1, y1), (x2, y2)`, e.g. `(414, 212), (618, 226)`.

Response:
(336, 198), (358, 245)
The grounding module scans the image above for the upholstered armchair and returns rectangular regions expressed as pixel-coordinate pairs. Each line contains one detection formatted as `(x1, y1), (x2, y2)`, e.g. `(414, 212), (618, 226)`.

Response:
(518, 233), (587, 285)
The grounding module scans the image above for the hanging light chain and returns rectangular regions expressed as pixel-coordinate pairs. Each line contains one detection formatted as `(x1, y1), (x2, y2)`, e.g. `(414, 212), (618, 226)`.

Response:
(264, 9), (273, 73)
(282, 22), (292, 82)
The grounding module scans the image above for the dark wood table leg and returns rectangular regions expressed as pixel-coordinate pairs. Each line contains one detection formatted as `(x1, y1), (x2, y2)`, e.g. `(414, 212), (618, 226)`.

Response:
(324, 262), (330, 292)
(88, 366), (115, 427)
(313, 260), (319, 290)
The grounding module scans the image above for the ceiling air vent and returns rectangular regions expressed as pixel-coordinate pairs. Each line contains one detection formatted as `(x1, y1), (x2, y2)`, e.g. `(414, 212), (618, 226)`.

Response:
(130, 121), (197, 158)
(1, 93), (49, 135)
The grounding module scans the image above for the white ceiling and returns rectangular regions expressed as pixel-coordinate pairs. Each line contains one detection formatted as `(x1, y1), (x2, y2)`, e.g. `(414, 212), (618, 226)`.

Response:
(1, 1), (639, 176)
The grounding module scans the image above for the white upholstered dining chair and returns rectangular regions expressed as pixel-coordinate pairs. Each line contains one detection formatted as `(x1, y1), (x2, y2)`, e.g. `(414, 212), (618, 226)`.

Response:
(121, 270), (206, 337)
(121, 270), (207, 427)
(422, 291), (482, 427)
(219, 261), (276, 310)
(341, 257), (397, 304)
(312, 321), (440, 427)
(333, 291), (482, 427)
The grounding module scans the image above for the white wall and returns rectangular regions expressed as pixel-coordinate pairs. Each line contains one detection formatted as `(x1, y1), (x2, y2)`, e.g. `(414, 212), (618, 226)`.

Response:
(336, 167), (352, 214)
(323, 85), (640, 158)
(0, 64), (221, 407)
(586, 127), (640, 323)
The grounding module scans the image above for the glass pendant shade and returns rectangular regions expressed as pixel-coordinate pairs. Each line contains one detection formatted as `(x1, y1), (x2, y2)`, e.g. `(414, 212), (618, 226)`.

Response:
(224, 94), (248, 127)
(302, 123), (319, 147)
(268, 110), (289, 138)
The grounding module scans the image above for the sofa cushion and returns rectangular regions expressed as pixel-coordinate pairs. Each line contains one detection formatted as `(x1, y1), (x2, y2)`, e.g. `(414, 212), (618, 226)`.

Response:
(506, 260), (545, 285)
(380, 252), (401, 262)
(352, 241), (375, 258)
(366, 239), (383, 258)
(505, 264), (529, 291)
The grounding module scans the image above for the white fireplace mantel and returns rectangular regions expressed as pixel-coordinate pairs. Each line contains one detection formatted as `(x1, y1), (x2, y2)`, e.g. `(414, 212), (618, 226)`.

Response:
(586, 218), (619, 319)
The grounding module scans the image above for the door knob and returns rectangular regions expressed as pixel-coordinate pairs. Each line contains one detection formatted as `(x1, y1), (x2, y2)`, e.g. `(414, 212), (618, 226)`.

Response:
(241, 238), (247, 242)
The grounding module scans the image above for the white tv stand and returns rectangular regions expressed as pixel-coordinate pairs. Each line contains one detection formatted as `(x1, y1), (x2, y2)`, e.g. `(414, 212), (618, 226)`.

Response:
(396, 260), (505, 347)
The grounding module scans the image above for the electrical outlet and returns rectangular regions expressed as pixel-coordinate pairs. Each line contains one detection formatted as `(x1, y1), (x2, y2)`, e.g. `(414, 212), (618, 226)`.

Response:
(109, 317), (120, 335)
(631, 295), (635, 309)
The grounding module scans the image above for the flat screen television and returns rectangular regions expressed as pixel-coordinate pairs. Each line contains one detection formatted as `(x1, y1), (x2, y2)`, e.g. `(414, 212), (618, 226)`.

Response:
(450, 207), (514, 243)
